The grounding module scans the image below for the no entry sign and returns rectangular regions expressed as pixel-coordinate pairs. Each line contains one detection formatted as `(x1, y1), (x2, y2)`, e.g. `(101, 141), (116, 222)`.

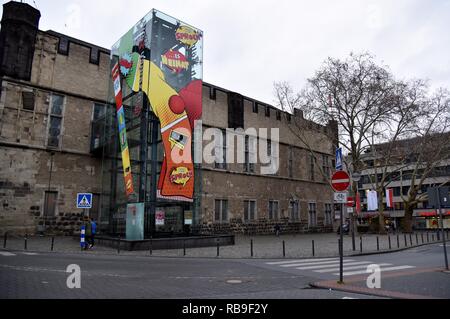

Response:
(331, 171), (351, 192)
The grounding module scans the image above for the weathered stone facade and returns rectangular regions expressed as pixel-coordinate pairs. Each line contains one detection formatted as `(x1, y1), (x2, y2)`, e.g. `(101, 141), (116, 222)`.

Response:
(0, 3), (337, 236)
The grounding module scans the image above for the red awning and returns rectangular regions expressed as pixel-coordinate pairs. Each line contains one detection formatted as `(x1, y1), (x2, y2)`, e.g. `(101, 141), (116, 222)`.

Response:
(418, 211), (450, 217)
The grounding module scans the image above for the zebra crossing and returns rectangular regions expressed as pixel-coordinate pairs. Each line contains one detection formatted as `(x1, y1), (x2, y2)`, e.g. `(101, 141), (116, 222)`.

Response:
(265, 258), (415, 277)
(0, 251), (39, 257)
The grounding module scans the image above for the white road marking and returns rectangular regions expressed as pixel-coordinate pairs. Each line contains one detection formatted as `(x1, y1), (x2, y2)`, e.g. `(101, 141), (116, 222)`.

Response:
(0, 252), (16, 256)
(266, 258), (338, 265)
(335, 265), (415, 276)
(296, 261), (372, 270)
(280, 259), (355, 268)
(315, 263), (392, 273)
(22, 252), (38, 256)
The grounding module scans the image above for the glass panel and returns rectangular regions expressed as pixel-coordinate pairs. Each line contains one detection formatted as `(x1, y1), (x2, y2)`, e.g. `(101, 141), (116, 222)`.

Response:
(244, 201), (249, 221)
(44, 191), (57, 217)
(51, 94), (64, 115)
(215, 200), (221, 221)
(93, 103), (106, 120)
(250, 201), (256, 220)
(222, 200), (228, 221)
(48, 116), (62, 147)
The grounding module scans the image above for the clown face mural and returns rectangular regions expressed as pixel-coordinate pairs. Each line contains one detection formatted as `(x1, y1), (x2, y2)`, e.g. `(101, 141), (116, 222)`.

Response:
(111, 10), (203, 202)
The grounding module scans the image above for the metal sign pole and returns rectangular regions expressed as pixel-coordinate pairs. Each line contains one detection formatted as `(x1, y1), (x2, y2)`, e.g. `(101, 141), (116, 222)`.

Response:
(436, 188), (449, 270)
(339, 202), (344, 283)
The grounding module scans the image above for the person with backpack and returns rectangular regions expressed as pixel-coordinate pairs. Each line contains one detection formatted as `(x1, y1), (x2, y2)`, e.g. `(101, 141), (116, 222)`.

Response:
(82, 216), (92, 250)
(90, 218), (97, 248)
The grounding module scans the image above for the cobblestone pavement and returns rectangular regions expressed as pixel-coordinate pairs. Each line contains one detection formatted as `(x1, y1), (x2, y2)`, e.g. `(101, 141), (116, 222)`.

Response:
(2, 231), (446, 259)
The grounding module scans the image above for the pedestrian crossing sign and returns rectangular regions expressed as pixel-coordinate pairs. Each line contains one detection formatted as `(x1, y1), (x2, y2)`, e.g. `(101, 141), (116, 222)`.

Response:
(77, 193), (93, 209)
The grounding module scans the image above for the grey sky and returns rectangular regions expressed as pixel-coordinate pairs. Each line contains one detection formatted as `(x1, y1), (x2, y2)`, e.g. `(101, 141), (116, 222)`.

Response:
(2, 0), (449, 105)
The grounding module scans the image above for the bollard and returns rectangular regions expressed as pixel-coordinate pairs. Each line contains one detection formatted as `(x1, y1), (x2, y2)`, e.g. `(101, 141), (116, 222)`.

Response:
(250, 239), (253, 257)
(397, 234), (400, 248)
(3, 232), (7, 249)
(415, 233), (418, 246)
(183, 240), (186, 256)
(117, 236), (121, 254)
(51, 236), (55, 251)
(360, 236), (362, 253)
(376, 236), (379, 251)
(432, 234), (435, 242)
(282, 240), (286, 258)
(404, 234), (407, 247)
(410, 234), (413, 246)
(427, 232), (429, 242)
(312, 240), (315, 257)
(217, 243), (220, 257)
(149, 237), (153, 255)
(24, 234), (28, 250)
(421, 232), (424, 244)
(388, 235), (391, 250)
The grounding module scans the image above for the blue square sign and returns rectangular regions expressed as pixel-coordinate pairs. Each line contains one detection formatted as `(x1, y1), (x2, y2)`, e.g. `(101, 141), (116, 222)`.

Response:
(336, 148), (343, 171)
(77, 193), (93, 209)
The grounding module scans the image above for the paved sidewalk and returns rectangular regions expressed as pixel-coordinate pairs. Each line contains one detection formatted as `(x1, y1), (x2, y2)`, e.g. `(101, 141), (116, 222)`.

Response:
(1, 231), (446, 259)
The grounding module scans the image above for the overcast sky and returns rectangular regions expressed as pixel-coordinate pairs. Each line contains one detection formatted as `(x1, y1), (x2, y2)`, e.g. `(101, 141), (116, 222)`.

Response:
(2, 0), (449, 105)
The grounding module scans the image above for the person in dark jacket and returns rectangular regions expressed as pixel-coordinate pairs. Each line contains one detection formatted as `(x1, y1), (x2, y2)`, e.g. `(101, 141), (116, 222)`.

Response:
(82, 217), (92, 250)
(90, 218), (97, 248)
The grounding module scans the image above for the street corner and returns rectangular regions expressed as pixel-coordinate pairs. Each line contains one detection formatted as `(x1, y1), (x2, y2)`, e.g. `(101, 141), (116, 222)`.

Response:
(309, 279), (436, 299)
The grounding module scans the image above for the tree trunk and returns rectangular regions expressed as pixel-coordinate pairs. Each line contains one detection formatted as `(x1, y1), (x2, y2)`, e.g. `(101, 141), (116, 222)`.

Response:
(402, 203), (414, 233)
(377, 190), (386, 234)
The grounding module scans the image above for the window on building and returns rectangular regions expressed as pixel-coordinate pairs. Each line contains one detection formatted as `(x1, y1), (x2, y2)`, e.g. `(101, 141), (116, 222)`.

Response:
(214, 129), (227, 170)
(58, 37), (69, 55)
(244, 135), (256, 173)
(265, 106), (271, 117)
(44, 191), (57, 217)
(286, 114), (292, 123)
(288, 147), (294, 178)
(93, 103), (106, 120)
(289, 200), (300, 221)
(89, 47), (99, 65)
(22, 91), (35, 111)
(252, 102), (258, 113)
(276, 111), (281, 121)
(265, 139), (279, 176)
(268, 200), (279, 220)
(310, 154), (315, 181)
(209, 86), (216, 100)
(324, 203), (333, 226)
(214, 199), (228, 223)
(308, 203), (317, 227)
(244, 200), (256, 221)
(228, 92), (244, 129)
(47, 94), (65, 148)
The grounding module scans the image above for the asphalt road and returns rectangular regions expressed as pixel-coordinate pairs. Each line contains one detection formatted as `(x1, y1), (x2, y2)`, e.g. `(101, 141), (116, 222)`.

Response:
(0, 243), (448, 299)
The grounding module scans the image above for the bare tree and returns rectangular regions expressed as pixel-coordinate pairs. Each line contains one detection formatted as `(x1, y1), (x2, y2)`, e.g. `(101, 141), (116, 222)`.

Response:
(275, 52), (399, 233)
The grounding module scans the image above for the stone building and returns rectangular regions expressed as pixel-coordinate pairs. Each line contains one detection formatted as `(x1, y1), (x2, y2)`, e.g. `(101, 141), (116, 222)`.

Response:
(0, 1), (337, 236)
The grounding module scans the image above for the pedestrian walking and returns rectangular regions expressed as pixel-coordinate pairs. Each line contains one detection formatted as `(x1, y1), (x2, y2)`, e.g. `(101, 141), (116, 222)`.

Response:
(82, 216), (92, 250)
(90, 218), (97, 249)
(274, 224), (281, 237)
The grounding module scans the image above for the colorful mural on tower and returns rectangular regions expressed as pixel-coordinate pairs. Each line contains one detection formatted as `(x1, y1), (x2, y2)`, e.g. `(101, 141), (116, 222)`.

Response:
(111, 10), (203, 202)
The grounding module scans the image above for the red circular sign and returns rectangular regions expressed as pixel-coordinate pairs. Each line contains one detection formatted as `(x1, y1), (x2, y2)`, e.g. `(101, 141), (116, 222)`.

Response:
(331, 171), (351, 192)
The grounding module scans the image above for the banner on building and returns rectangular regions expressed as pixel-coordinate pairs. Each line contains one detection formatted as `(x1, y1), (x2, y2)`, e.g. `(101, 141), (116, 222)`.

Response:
(386, 188), (394, 208)
(112, 63), (134, 197)
(111, 10), (203, 203)
(367, 190), (378, 211)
